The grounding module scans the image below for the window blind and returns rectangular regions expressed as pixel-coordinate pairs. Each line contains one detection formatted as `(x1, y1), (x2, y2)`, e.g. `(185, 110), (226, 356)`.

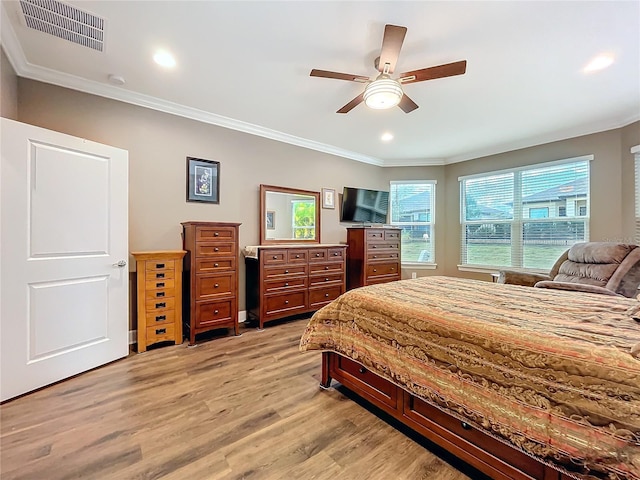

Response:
(389, 181), (436, 264)
(460, 157), (591, 270)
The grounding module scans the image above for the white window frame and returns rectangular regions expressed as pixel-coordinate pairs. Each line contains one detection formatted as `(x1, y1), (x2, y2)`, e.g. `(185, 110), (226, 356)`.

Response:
(389, 180), (437, 268)
(459, 155), (592, 273)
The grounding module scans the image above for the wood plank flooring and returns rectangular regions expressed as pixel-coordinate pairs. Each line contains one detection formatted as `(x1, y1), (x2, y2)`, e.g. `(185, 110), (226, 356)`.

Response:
(0, 318), (488, 480)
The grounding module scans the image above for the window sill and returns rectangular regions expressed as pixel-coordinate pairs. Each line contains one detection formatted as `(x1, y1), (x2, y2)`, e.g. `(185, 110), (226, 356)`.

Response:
(457, 265), (547, 275)
(403, 263), (437, 270)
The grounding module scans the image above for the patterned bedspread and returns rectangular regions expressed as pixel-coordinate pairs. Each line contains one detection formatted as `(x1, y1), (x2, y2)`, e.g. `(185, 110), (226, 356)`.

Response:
(299, 276), (640, 480)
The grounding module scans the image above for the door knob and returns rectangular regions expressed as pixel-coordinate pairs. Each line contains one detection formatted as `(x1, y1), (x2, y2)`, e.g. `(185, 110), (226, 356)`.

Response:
(112, 260), (127, 267)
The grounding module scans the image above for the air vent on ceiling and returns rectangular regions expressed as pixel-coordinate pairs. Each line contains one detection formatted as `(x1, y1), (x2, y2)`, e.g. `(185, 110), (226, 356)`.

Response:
(19, 0), (105, 52)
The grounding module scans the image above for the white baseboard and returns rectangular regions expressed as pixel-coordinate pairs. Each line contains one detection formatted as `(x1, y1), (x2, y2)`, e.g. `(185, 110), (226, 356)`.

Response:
(129, 310), (247, 345)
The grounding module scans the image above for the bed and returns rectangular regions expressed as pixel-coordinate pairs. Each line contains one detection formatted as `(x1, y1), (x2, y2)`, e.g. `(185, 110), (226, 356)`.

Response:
(299, 276), (640, 480)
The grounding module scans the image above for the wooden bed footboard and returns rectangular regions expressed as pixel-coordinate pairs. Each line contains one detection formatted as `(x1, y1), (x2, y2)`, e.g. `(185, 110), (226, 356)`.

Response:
(321, 351), (574, 480)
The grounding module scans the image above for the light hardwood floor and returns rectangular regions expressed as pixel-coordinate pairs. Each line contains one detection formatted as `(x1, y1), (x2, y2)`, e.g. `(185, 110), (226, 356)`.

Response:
(0, 318), (487, 480)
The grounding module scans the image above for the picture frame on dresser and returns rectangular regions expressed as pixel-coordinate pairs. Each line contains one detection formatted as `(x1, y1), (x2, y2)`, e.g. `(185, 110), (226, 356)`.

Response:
(186, 157), (220, 204)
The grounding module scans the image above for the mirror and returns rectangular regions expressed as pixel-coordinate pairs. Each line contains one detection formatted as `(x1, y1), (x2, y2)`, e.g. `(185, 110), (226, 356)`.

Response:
(260, 184), (321, 245)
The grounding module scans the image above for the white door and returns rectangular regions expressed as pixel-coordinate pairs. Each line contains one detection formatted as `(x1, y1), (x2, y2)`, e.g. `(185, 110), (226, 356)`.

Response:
(0, 118), (129, 402)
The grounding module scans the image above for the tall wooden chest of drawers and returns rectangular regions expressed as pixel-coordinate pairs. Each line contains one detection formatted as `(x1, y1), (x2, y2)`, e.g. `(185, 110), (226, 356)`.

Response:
(132, 250), (186, 353)
(245, 244), (347, 329)
(346, 227), (401, 290)
(182, 221), (241, 345)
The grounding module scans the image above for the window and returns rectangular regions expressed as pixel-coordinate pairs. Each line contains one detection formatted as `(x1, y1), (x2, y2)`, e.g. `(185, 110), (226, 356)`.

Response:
(389, 181), (435, 264)
(528, 207), (549, 219)
(291, 199), (315, 239)
(460, 157), (590, 271)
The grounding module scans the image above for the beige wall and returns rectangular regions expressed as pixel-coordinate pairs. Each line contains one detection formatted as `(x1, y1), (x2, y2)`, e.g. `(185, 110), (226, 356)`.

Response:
(1, 47), (18, 120)
(621, 121), (640, 242)
(10, 77), (639, 323)
(15, 79), (386, 314)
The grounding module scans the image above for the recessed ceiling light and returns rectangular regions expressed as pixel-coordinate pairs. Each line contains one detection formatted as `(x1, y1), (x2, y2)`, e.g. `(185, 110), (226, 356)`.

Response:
(583, 54), (614, 73)
(381, 132), (394, 142)
(154, 50), (176, 68)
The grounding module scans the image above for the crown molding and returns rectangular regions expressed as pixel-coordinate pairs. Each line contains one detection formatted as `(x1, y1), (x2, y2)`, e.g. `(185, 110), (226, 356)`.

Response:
(1, 13), (384, 167)
(381, 157), (446, 167)
(3, 8), (638, 170)
(444, 112), (640, 164)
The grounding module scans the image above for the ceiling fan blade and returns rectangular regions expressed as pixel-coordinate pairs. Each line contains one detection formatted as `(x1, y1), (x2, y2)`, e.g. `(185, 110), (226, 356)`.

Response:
(398, 94), (419, 113)
(310, 69), (369, 83)
(397, 60), (467, 85)
(337, 93), (365, 114)
(378, 24), (407, 74)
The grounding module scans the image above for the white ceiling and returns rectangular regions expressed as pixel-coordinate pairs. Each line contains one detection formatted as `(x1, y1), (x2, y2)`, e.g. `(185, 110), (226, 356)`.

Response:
(2, 1), (639, 166)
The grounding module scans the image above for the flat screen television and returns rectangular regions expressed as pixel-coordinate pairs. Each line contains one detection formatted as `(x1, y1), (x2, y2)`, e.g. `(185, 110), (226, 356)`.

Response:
(340, 186), (389, 224)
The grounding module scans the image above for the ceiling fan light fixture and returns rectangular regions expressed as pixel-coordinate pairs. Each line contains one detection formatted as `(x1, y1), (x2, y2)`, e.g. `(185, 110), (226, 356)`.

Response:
(363, 76), (403, 109)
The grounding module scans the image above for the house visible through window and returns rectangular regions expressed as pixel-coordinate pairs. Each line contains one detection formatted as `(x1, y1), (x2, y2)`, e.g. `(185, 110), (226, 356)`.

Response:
(389, 181), (435, 264)
(460, 157), (590, 271)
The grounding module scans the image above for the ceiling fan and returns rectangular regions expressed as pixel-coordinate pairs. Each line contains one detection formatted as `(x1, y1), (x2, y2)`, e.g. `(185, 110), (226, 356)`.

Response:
(310, 24), (467, 114)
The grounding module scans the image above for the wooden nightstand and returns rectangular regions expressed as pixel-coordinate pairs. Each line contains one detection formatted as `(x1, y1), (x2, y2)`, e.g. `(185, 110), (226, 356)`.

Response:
(132, 250), (186, 352)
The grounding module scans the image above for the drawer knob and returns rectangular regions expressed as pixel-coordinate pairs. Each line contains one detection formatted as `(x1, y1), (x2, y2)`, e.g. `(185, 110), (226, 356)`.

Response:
(214, 263), (219, 267)
(284, 300), (289, 305)
(156, 273), (165, 279)
(273, 255), (278, 260)
(156, 282), (165, 288)
(284, 282), (289, 286)
(156, 302), (166, 308)
(358, 366), (366, 374)
(316, 253), (320, 257)
(333, 252), (338, 256)
(296, 254), (300, 258)
(214, 247), (219, 252)
(155, 315), (166, 322)
(214, 310), (219, 315)
(214, 232), (219, 237)
(325, 293), (329, 298)
(391, 268), (395, 271)
(324, 266), (329, 270)
(284, 270), (289, 274)
(461, 422), (472, 431)
(373, 269), (377, 272)
(156, 292), (165, 297)
(214, 283), (219, 288)
(373, 255), (377, 258)
(156, 263), (165, 269)
(325, 277), (329, 281)
(156, 328), (166, 335)
(372, 245), (377, 249)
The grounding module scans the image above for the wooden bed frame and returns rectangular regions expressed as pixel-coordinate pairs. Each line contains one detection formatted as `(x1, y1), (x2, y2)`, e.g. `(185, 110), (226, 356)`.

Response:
(321, 351), (578, 480)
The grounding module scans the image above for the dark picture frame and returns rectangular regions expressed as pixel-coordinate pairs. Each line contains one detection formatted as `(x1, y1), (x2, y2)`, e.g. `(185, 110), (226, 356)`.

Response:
(186, 157), (220, 204)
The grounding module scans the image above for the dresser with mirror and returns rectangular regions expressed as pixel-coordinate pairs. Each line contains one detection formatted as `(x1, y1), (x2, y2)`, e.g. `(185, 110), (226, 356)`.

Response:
(244, 185), (347, 329)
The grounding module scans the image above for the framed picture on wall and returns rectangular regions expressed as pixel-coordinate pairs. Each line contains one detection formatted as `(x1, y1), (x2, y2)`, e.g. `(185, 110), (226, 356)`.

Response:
(186, 157), (220, 204)
(322, 188), (336, 209)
